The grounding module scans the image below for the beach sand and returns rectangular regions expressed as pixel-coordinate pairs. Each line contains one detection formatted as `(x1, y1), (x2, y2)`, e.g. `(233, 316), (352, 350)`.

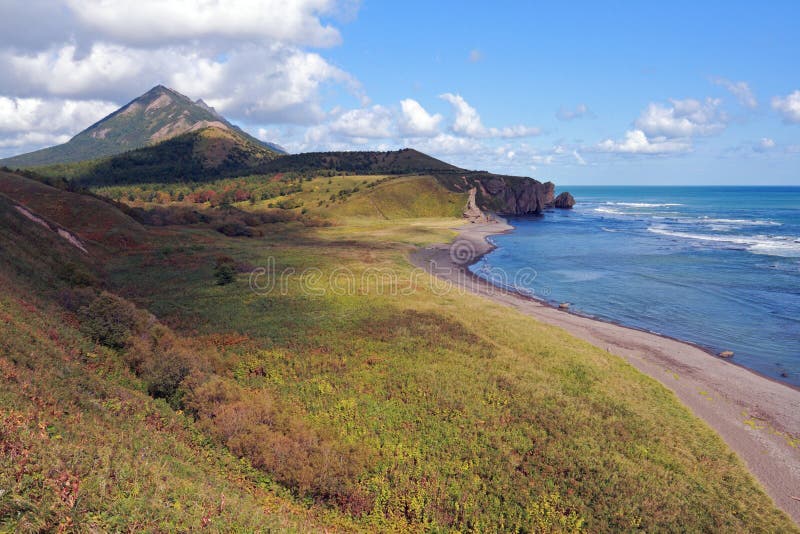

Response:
(410, 217), (800, 524)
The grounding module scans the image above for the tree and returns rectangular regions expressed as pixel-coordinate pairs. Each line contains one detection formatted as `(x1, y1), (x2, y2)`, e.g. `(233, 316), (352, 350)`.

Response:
(214, 256), (236, 285)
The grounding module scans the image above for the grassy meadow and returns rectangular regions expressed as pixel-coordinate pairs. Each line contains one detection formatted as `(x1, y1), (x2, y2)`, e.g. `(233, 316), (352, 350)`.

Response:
(1, 170), (796, 531)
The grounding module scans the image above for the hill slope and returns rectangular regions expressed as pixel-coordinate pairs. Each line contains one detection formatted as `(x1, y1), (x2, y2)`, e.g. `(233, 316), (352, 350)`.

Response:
(0, 172), (796, 531)
(30, 126), (282, 187)
(0, 85), (283, 168)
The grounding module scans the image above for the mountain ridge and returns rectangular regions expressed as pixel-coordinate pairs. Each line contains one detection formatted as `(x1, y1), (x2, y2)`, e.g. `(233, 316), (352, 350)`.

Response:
(0, 85), (284, 167)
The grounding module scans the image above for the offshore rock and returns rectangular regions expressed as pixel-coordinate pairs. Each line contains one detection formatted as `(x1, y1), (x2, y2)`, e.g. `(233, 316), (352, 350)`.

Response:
(553, 192), (576, 209)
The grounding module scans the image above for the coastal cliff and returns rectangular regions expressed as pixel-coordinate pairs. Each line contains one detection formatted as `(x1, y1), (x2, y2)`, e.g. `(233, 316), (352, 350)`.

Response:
(435, 171), (565, 215)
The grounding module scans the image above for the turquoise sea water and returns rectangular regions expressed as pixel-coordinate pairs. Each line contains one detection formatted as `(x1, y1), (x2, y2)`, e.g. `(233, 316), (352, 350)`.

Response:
(471, 187), (800, 386)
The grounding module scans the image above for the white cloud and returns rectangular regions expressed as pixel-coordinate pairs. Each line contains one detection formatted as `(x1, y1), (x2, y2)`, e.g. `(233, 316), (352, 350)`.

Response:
(772, 90), (800, 124)
(0, 132), (71, 150)
(440, 93), (540, 138)
(329, 105), (393, 138)
(398, 99), (442, 137)
(753, 137), (776, 153)
(572, 150), (586, 165)
(65, 0), (343, 47)
(0, 42), (359, 124)
(635, 98), (727, 138)
(0, 0), (365, 153)
(556, 103), (593, 121)
(4, 43), (150, 98)
(409, 133), (482, 155)
(712, 77), (757, 108)
(598, 129), (691, 155)
(0, 95), (117, 157)
(303, 104), (393, 148)
(0, 96), (116, 134)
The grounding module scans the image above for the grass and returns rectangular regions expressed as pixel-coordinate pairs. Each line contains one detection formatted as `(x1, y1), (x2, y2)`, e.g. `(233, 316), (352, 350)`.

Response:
(103, 215), (796, 531)
(0, 170), (796, 531)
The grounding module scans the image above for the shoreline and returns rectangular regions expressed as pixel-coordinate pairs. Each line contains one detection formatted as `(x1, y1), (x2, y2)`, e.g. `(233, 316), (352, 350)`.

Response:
(410, 215), (800, 524)
(474, 222), (800, 394)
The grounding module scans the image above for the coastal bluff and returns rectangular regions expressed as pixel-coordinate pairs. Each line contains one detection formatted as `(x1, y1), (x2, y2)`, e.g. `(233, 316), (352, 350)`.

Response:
(438, 171), (572, 216)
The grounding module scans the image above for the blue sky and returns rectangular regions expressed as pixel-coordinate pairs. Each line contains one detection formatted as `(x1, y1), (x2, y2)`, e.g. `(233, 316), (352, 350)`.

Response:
(0, 1), (798, 184)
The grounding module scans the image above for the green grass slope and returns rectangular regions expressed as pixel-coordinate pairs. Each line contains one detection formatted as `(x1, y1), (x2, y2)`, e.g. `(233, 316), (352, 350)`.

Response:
(0, 172), (796, 531)
(0, 196), (333, 532)
(323, 175), (467, 219)
(102, 205), (795, 531)
(0, 85), (283, 168)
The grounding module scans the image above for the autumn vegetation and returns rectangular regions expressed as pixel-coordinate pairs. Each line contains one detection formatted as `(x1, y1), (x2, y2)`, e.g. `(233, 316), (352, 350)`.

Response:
(0, 168), (796, 532)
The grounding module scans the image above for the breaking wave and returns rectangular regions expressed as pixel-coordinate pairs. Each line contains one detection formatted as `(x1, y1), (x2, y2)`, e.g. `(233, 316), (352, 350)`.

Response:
(647, 226), (800, 257)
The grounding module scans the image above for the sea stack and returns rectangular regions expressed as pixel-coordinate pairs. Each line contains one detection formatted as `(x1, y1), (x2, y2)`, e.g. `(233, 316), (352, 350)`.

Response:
(553, 192), (576, 209)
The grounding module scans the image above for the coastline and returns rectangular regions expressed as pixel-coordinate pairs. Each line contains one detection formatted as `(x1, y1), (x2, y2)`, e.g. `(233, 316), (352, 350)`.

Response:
(410, 216), (800, 524)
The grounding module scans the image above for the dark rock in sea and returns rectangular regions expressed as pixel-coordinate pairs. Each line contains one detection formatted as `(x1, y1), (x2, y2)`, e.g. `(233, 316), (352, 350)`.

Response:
(553, 192), (576, 209)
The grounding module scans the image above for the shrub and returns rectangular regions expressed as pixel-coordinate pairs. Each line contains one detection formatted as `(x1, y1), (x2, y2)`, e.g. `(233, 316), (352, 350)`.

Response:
(141, 347), (193, 407)
(184, 375), (374, 511)
(78, 292), (141, 349)
(214, 256), (236, 285)
(58, 287), (98, 312)
(56, 261), (98, 286)
(217, 223), (256, 238)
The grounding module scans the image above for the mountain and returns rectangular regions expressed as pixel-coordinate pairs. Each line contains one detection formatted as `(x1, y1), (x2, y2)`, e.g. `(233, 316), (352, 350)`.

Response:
(32, 125), (283, 186)
(0, 85), (284, 168)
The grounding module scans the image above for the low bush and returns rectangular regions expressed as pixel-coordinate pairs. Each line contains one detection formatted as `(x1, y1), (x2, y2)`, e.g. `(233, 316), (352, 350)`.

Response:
(216, 223), (258, 238)
(184, 374), (374, 512)
(78, 292), (142, 349)
(214, 256), (237, 285)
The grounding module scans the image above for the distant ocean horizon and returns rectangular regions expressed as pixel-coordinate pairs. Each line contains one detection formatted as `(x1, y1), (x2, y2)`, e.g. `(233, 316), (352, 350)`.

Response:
(471, 186), (800, 386)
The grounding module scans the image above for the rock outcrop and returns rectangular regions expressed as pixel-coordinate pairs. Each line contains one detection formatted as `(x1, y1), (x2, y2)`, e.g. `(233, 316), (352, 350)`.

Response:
(553, 192), (575, 209)
(463, 187), (488, 222)
(437, 172), (558, 216)
(481, 176), (556, 215)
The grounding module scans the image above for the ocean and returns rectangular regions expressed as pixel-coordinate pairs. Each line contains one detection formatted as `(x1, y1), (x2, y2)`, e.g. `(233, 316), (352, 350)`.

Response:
(471, 186), (800, 386)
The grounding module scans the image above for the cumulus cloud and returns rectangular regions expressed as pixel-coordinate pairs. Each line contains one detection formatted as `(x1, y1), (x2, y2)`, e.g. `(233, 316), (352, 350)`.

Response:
(712, 77), (757, 108)
(0, 96), (115, 133)
(64, 0), (343, 47)
(772, 90), (800, 124)
(0, 0), (366, 156)
(440, 93), (540, 138)
(556, 104), (593, 121)
(0, 41), (360, 124)
(409, 133), (482, 156)
(329, 105), (393, 138)
(597, 129), (691, 155)
(303, 105), (393, 148)
(634, 98), (727, 138)
(0, 132), (71, 150)
(0, 95), (117, 157)
(398, 99), (442, 137)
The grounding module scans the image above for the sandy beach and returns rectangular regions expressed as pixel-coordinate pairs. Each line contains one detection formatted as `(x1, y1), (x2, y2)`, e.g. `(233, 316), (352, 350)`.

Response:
(411, 217), (800, 524)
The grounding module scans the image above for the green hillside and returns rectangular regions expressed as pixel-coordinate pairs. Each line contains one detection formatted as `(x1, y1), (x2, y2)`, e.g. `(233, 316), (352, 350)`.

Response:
(0, 85), (283, 168)
(0, 170), (795, 531)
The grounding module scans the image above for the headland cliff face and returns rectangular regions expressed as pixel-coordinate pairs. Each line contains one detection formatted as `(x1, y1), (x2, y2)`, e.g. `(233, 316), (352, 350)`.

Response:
(436, 172), (571, 215)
